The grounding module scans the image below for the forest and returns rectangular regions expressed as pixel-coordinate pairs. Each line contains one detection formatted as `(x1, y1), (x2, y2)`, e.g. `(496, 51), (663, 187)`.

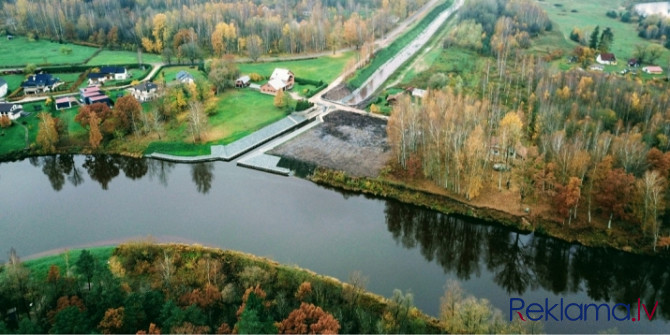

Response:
(0, 243), (537, 334)
(0, 0), (429, 59)
(387, 0), (670, 252)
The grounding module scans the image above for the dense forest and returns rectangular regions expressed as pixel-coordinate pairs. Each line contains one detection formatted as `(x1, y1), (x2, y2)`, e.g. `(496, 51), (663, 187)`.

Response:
(387, 0), (670, 252)
(0, 243), (536, 334)
(0, 0), (429, 57)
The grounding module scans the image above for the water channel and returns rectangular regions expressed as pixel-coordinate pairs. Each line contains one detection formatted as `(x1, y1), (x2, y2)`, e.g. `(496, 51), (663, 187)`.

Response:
(1, 155), (669, 333)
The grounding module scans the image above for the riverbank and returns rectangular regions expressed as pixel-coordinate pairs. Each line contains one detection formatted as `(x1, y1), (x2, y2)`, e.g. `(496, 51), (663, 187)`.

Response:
(308, 168), (662, 256)
(9, 242), (445, 334)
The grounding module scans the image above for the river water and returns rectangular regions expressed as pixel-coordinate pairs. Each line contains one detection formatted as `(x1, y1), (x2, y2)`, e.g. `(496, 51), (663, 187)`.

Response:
(1, 155), (669, 333)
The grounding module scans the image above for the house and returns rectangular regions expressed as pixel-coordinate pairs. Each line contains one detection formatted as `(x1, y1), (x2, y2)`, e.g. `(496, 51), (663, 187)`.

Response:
(80, 86), (101, 102)
(87, 66), (128, 85)
(55, 97), (76, 110)
(175, 71), (194, 84)
(6, 35), (13, 40)
(88, 94), (112, 107)
(0, 78), (7, 98)
(410, 88), (427, 99)
(588, 64), (604, 71)
(643, 66), (664, 74)
(22, 73), (63, 94)
(129, 82), (159, 102)
(82, 91), (105, 104)
(0, 103), (23, 120)
(628, 58), (640, 67)
(596, 53), (617, 65)
(236, 75), (251, 88)
(260, 68), (294, 95)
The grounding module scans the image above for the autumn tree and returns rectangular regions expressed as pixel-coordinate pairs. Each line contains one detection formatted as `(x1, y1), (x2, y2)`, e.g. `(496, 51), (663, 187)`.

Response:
(274, 89), (288, 109)
(98, 307), (124, 334)
(0, 115), (11, 128)
(88, 113), (103, 149)
(36, 112), (59, 153)
(114, 95), (142, 134)
(498, 112), (523, 190)
(343, 13), (367, 49)
(638, 170), (666, 250)
(554, 177), (582, 225)
(246, 35), (263, 62)
(595, 168), (636, 229)
(278, 303), (340, 334)
(211, 22), (237, 56)
(187, 101), (208, 143)
(208, 57), (240, 94)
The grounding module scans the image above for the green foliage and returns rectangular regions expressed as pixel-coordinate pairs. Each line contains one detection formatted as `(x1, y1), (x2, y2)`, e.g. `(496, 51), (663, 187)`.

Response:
(237, 293), (277, 334)
(51, 306), (91, 334)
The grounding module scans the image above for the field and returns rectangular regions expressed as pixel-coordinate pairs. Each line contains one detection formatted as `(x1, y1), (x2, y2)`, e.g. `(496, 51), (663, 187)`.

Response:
(269, 111), (391, 177)
(237, 52), (355, 83)
(2, 74), (26, 91)
(347, 0), (453, 88)
(0, 36), (98, 67)
(540, 0), (670, 68)
(24, 247), (114, 281)
(87, 50), (162, 66)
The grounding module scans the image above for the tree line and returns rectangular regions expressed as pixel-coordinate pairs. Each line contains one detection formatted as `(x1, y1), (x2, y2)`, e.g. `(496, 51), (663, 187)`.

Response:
(1, 0), (429, 59)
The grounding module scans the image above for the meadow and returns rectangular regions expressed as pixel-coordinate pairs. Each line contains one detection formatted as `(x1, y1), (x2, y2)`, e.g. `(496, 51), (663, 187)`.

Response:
(0, 36), (98, 67)
(86, 50), (162, 66)
(237, 52), (354, 83)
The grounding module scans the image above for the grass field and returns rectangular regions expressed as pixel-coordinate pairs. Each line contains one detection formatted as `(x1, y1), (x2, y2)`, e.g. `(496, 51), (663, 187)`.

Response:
(0, 37), (98, 67)
(238, 52), (355, 83)
(145, 89), (291, 156)
(24, 247), (114, 281)
(2, 74), (26, 91)
(540, 0), (670, 68)
(0, 101), (46, 156)
(87, 50), (162, 66)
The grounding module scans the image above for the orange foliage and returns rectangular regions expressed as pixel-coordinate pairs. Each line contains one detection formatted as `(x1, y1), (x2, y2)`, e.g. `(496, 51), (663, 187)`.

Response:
(216, 323), (232, 334)
(295, 281), (312, 301)
(47, 265), (61, 284)
(278, 303), (341, 334)
(236, 285), (268, 317)
(171, 322), (209, 334)
(99, 307), (125, 334)
(48, 295), (86, 323)
(137, 323), (161, 335)
(179, 283), (222, 308)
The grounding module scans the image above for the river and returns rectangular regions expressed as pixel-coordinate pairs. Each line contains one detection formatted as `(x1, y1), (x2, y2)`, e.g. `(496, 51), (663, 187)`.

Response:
(1, 155), (669, 333)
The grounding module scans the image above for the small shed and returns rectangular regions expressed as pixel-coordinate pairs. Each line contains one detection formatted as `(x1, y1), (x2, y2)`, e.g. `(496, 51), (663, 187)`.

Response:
(176, 70), (194, 84)
(236, 75), (251, 88)
(88, 95), (112, 106)
(55, 96), (75, 110)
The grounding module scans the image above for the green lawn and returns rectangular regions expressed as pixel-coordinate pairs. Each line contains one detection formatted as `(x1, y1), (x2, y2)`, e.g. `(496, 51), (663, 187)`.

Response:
(238, 52), (355, 83)
(0, 36), (98, 67)
(145, 89), (291, 156)
(2, 74), (26, 92)
(158, 66), (207, 82)
(24, 247), (115, 281)
(87, 50), (162, 66)
(539, 0), (670, 68)
(52, 72), (84, 90)
(0, 102), (44, 156)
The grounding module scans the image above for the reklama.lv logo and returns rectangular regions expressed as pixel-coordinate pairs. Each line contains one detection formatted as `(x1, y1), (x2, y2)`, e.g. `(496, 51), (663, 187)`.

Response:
(510, 298), (659, 322)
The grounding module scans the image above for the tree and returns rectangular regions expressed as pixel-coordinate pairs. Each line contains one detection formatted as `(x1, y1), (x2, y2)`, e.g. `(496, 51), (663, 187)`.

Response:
(498, 112), (523, 190)
(638, 170), (666, 251)
(36, 112), (59, 153)
(278, 303), (340, 334)
(114, 95), (142, 134)
(595, 168), (636, 229)
(246, 35), (263, 62)
(178, 42), (202, 65)
(274, 89), (288, 109)
(187, 101), (208, 143)
(88, 113), (103, 149)
(553, 177), (582, 225)
(24, 63), (37, 75)
(589, 26), (600, 49)
(646, 44), (664, 64)
(208, 57), (239, 94)
(0, 115), (11, 128)
(633, 44), (649, 64)
(236, 290), (276, 334)
(75, 249), (96, 291)
(598, 27), (614, 53)
(98, 307), (124, 334)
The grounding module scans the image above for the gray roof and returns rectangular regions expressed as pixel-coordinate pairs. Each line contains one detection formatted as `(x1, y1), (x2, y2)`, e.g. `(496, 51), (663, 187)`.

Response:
(176, 71), (194, 81)
(133, 82), (158, 92)
(0, 103), (20, 113)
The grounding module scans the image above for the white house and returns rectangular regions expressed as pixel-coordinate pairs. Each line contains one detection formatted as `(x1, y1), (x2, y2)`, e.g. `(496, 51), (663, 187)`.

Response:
(22, 73), (64, 94)
(175, 70), (194, 84)
(0, 103), (23, 120)
(261, 68), (294, 95)
(596, 53), (617, 65)
(0, 78), (7, 98)
(88, 66), (129, 85)
(129, 82), (159, 102)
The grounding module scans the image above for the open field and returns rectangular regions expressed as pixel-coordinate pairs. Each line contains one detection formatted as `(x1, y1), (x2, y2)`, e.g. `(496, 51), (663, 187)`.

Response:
(158, 66), (207, 82)
(87, 50), (162, 66)
(269, 111), (391, 178)
(540, 0), (670, 67)
(2, 74), (26, 91)
(24, 247), (114, 281)
(0, 37), (98, 67)
(237, 52), (355, 83)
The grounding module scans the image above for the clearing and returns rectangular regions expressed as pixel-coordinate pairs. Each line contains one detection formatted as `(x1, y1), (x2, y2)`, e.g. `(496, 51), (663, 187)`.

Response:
(86, 50), (162, 66)
(237, 52), (355, 83)
(157, 66), (207, 83)
(269, 111), (391, 178)
(0, 36), (98, 67)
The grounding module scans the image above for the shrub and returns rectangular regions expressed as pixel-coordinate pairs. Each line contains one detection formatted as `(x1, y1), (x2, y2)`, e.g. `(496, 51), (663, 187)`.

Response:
(249, 73), (264, 82)
(606, 10), (618, 19)
(295, 100), (313, 112)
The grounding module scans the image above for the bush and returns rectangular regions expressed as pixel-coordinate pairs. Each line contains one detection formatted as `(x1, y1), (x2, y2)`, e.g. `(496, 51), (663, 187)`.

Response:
(249, 73), (264, 82)
(606, 10), (618, 19)
(428, 73), (447, 89)
(295, 100), (314, 112)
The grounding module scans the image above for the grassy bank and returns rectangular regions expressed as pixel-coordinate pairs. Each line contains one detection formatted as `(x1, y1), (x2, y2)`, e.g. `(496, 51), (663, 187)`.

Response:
(0, 36), (99, 67)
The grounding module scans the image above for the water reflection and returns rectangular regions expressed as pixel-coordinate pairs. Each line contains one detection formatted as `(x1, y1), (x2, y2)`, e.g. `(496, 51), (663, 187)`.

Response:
(191, 163), (214, 194)
(384, 200), (670, 319)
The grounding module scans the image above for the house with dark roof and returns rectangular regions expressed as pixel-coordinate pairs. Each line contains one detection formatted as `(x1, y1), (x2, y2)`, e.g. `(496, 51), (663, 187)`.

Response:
(175, 71), (194, 84)
(55, 97), (76, 110)
(129, 82), (159, 102)
(596, 53), (617, 65)
(0, 103), (23, 120)
(0, 78), (7, 98)
(88, 66), (129, 85)
(22, 73), (63, 94)
(88, 94), (112, 107)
